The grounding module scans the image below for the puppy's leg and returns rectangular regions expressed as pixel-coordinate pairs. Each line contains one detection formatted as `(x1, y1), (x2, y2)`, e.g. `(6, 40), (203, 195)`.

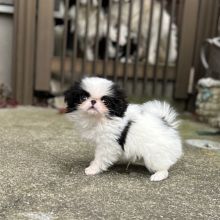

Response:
(85, 38), (95, 61)
(86, 47), (94, 61)
(150, 170), (168, 182)
(85, 160), (103, 175)
(107, 41), (116, 58)
(92, 0), (98, 6)
(143, 156), (170, 181)
(109, 26), (117, 42)
(148, 31), (158, 64)
(148, 40), (157, 64)
(85, 146), (120, 175)
(167, 27), (177, 63)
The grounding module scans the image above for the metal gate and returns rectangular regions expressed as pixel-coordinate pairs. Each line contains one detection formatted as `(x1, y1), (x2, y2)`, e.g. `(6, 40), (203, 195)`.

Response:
(12, 0), (220, 105)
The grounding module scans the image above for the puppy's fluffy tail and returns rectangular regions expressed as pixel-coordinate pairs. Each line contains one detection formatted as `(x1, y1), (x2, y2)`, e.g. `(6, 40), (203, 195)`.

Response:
(142, 101), (180, 129)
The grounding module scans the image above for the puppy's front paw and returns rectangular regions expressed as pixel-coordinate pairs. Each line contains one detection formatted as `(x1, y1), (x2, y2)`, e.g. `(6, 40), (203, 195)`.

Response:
(148, 53), (156, 65)
(150, 170), (169, 182)
(85, 166), (101, 176)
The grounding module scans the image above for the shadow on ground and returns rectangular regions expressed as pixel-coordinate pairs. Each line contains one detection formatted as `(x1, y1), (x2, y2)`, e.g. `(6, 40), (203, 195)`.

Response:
(0, 107), (219, 220)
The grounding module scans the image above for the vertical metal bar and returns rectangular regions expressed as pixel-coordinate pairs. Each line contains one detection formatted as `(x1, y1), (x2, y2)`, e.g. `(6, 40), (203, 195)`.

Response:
(175, 0), (200, 99)
(12, 0), (20, 100)
(152, 0), (164, 96)
(103, 0), (112, 77)
(210, 0), (220, 36)
(217, 0), (220, 35)
(190, 0), (207, 85)
(186, 0), (202, 96)
(93, 0), (102, 75)
(132, 0), (144, 94)
(176, 0), (184, 31)
(191, 0), (219, 94)
(15, 0), (26, 102)
(175, 0), (185, 66)
(142, 0), (154, 94)
(191, 0), (202, 67)
(71, 0), (79, 81)
(162, 0), (176, 96)
(82, 1), (90, 75)
(35, 0), (54, 91)
(123, 0), (133, 89)
(60, 0), (69, 89)
(113, 0), (123, 82)
(23, 0), (37, 103)
(12, 0), (37, 104)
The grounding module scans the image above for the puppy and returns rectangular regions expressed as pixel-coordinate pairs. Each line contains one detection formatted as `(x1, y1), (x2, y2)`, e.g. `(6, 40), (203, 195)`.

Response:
(68, 1), (133, 61)
(65, 77), (182, 181)
(69, 3), (106, 61)
(110, 0), (178, 64)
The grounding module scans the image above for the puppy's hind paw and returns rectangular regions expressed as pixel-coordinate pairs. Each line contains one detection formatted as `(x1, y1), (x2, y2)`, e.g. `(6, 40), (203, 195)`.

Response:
(85, 166), (101, 176)
(150, 170), (169, 182)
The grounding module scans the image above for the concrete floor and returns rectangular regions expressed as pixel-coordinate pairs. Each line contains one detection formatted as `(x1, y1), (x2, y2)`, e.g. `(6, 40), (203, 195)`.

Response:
(0, 107), (219, 220)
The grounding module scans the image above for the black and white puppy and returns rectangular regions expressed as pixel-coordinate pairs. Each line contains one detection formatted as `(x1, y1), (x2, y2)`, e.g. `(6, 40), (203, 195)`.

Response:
(65, 77), (182, 181)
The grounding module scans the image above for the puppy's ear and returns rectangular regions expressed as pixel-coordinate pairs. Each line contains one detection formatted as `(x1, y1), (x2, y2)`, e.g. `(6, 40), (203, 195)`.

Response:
(64, 82), (81, 112)
(110, 84), (128, 117)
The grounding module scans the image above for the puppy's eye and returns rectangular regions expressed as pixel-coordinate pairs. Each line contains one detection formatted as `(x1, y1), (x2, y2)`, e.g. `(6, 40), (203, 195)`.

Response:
(101, 96), (110, 104)
(80, 95), (88, 102)
(101, 99), (106, 103)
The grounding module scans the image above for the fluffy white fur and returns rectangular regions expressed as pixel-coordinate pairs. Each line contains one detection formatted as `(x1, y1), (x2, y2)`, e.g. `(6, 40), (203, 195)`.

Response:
(69, 5), (106, 61)
(110, 0), (178, 64)
(66, 77), (182, 181)
(67, 0), (177, 63)
(80, 0), (99, 6)
(69, 4), (118, 61)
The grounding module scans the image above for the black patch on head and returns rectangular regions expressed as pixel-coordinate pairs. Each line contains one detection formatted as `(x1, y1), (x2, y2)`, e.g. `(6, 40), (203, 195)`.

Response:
(101, 84), (128, 118)
(117, 120), (133, 151)
(64, 82), (90, 113)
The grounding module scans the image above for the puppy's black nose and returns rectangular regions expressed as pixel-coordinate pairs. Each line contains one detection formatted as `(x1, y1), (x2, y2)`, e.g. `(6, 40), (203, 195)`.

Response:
(91, 100), (96, 105)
